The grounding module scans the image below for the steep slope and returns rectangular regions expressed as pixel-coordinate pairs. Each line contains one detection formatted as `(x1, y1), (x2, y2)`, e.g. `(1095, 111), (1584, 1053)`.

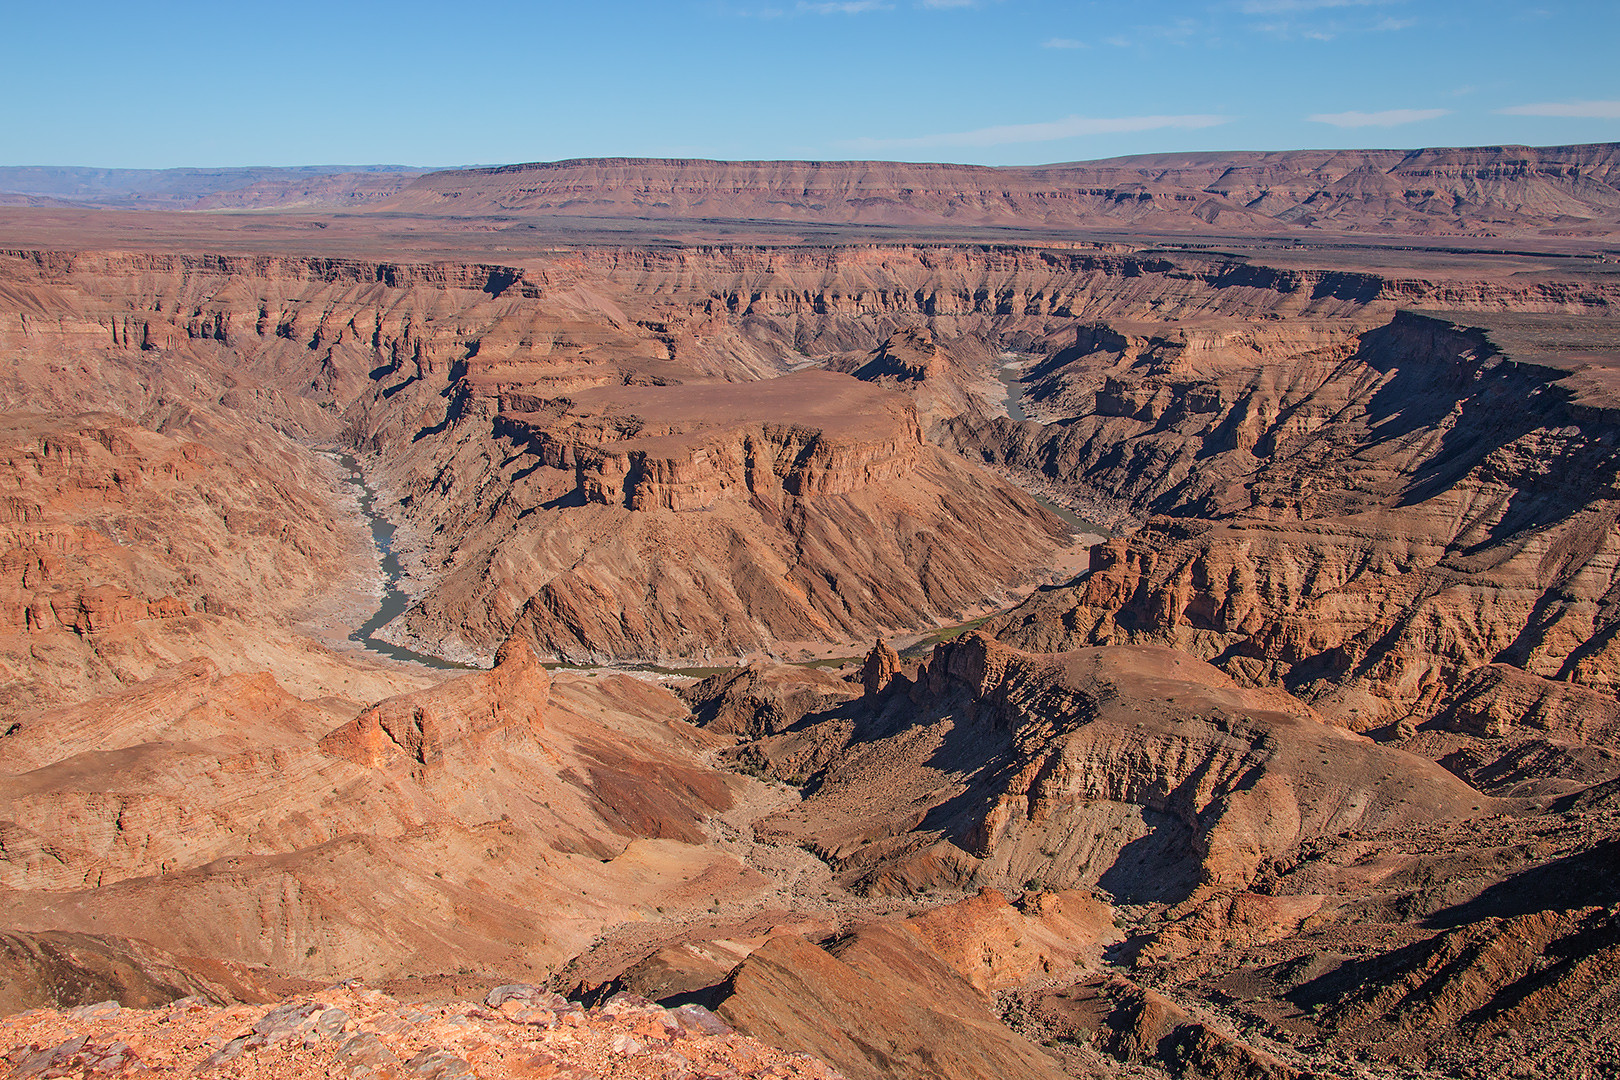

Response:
(716, 924), (1068, 1080)
(0, 930), (241, 1014)
(735, 634), (1485, 905)
(379, 368), (1073, 664)
(0, 641), (781, 982)
(1041, 782), (1620, 1079)
(684, 642), (1618, 1079)
(0, 410), (424, 716)
(2, 248), (1123, 665)
(978, 312), (1620, 774)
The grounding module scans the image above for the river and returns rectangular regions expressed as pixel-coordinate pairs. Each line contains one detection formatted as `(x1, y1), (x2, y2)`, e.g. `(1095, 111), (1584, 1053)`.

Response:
(994, 354), (1107, 538)
(331, 361), (1096, 673)
(333, 452), (475, 670)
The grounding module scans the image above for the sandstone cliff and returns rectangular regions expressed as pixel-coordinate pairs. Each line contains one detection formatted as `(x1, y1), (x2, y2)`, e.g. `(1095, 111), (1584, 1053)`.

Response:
(736, 635), (1484, 905)
(978, 311), (1620, 791)
(374, 146), (1620, 239)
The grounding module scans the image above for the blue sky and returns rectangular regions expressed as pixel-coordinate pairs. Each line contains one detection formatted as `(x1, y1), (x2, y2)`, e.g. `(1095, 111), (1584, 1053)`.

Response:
(4, 0), (1617, 168)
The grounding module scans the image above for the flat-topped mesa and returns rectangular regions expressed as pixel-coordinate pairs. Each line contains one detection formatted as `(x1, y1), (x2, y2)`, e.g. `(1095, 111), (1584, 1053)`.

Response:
(497, 370), (925, 511)
(2, 249), (537, 298)
(855, 327), (942, 383)
(373, 146), (1620, 236)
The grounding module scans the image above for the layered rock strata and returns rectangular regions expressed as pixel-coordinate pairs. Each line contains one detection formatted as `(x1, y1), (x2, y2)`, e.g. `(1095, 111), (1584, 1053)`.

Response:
(384, 370), (1072, 663)
(0, 412), (397, 716)
(740, 634), (1484, 904)
(375, 146), (1620, 238)
(0, 642), (778, 981)
(977, 312), (1620, 783)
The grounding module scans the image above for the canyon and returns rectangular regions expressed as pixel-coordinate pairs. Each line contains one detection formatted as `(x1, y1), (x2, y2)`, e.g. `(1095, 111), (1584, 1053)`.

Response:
(8, 145), (1620, 238)
(0, 147), (1615, 1079)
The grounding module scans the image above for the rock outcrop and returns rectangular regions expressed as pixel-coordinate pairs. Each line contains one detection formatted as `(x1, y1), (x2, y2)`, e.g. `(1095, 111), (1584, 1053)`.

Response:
(979, 311), (1620, 777)
(0, 931), (236, 1015)
(1103, 785), (1620, 1079)
(681, 662), (859, 740)
(715, 925), (1067, 1080)
(741, 635), (1487, 905)
(384, 370), (1075, 664)
(0, 413), (369, 715)
(899, 887), (1117, 993)
(0, 982), (841, 1079)
(1007, 975), (1304, 1080)
(858, 639), (901, 698)
(0, 641), (779, 983)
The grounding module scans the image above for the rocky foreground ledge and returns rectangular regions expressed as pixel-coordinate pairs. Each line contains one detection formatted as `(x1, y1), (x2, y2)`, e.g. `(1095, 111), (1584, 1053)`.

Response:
(0, 982), (842, 1080)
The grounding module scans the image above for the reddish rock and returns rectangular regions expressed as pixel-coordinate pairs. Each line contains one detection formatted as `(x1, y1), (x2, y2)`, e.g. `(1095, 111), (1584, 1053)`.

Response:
(716, 927), (1066, 1080)
(0, 982), (844, 1079)
(858, 639), (901, 698)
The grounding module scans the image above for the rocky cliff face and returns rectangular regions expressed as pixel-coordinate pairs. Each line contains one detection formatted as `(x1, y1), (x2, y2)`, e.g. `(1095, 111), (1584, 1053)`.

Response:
(12, 239), (1611, 691)
(379, 369), (1071, 664)
(497, 372), (926, 510)
(4, 247), (1147, 664)
(1, 221), (1618, 1080)
(979, 312), (1620, 775)
(743, 635), (1485, 905)
(376, 146), (1620, 238)
(0, 411), (382, 715)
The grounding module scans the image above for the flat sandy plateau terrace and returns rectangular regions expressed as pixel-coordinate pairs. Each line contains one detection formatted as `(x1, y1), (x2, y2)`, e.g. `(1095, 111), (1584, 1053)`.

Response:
(3, 203), (1618, 280)
(556, 370), (916, 442)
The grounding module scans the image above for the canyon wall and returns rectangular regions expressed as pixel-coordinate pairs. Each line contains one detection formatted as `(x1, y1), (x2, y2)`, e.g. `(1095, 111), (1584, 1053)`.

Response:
(4, 244), (1617, 666)
(378, 145), (1620, 238)
(0, 201), (1617, 1078)
(970, 309), (1620, 802)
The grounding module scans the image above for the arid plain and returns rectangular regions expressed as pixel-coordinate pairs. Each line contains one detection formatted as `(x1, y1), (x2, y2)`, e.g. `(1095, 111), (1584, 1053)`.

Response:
(0, 147), (1616, 1079)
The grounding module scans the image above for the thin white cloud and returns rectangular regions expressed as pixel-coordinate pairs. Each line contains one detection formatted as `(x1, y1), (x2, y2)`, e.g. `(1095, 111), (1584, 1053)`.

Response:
(916, 0), (977, 7)
(1308, 107), (1449, 127)
(1241, 0), (1412, 39)
(798, 0), (889, 12)
(1042, 37), (1087, 49)
(1240, 0), (1393, 11)
(1151, 17), (1200, 42)
(1499, 100), (1620, 119)
(847, 113), (1231, 150)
